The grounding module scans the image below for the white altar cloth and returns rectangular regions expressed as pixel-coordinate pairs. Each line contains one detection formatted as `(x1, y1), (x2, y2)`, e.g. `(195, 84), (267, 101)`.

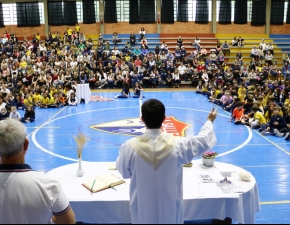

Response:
(46, 161), (260, 224)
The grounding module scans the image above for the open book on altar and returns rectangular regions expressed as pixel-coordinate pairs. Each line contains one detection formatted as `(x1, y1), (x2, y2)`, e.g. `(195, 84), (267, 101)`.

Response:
(82, 173), (125, 193)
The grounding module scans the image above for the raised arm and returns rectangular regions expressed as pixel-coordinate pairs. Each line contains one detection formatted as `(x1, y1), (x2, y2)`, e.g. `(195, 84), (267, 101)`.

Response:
(177, 108), (218, 164)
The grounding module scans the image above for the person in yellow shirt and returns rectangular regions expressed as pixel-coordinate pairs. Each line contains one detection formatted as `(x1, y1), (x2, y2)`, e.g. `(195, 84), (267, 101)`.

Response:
(238, 83), (246, 96)
(284, 93), (290, 109)
(49, 94), (55, 107)
(256, 96), (264, 114)
(201, 82), (209, 95)
(75, 23), (80, 37)
(20, 59), (27, 69)
(23, 93), (34, 108)
(261, 91), (269, 110)
(26, 49), (31, 56)
(50, 92), (61, 108)
(239, 89), (247, 102)
(50, 86), (57, 98)
(125, 53), (131, 62)
(110, 53), (117, 61)
(67, 27), (73, 41)
(33, 90), (42, 107)
(35, 33), (41, 41)
(214, 85), (222, 98)
(249, 106), (267, 129)
(51, 32), (56, 39)
(39, 92), (50, 108)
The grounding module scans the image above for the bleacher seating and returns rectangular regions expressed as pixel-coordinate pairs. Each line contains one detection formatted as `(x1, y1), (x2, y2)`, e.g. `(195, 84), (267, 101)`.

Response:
(88, 33), (288, 69)
(85, 33), (289, 87)
(15, 32), (288, 88)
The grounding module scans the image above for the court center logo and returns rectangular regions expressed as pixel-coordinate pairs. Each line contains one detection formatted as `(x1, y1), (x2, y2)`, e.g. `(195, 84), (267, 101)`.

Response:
(91, 116), (191, 137)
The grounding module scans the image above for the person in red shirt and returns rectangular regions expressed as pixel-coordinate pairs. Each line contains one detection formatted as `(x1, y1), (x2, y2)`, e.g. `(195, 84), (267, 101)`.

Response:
(134, 56), (142, 67)
(229, 102), (245, 125)
(197, 62), (205, 76)
(4, 30), (10, 40)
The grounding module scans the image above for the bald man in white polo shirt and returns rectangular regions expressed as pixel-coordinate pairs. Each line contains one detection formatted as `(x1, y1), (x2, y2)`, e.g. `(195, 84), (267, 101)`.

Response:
(0, 119), (75, 224)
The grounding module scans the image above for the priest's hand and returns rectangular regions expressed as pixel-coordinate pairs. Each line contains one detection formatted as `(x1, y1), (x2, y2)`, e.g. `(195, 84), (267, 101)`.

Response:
(208, 108), (218, 123)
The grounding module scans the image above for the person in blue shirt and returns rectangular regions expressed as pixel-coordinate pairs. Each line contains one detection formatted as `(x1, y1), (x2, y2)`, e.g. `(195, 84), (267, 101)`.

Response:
(133, 46), (141, 60)
(181, 46), (187, 60)
(115, 82), (131, 99)
(282, 61), (290, 80)
(133, 82), (145, 99)
(0, 108), (9, 121)
(222, 41), (230, 56)
(166, 51), (175, 61)
(262, 106), (286, 137)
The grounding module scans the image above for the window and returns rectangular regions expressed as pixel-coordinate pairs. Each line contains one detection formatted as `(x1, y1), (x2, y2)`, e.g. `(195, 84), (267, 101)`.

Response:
(2, 2), (44, 25)
(174, 0), (177, 21)
(116, 0), (129, 22)
(247, 0), (252, 22)
(76, 0), (100, 23)
(215, 1), (255, 23)
(188, 0), (212, 22)
(76, 1), (82, 22)
(216, 1), (235, 22)
(284, 0), (289, 22)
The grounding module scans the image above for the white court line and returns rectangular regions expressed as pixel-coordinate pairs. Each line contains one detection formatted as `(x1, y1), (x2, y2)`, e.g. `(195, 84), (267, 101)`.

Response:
(26, 127), (60, 129)
(242, 164), (290, 168)
(203, 96), (290, 156)
(139, 97), (142, 118)
(27, 107), (67, 138)
(32, 107), (252, 161)
(252, 129), (290, 156)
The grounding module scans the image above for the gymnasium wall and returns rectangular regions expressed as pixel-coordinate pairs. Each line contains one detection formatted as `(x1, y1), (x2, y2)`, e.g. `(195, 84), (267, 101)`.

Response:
(0, 22), (288, 37)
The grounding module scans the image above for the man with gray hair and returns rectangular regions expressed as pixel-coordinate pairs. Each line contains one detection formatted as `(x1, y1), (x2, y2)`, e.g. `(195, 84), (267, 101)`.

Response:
(0, 119), (76, 224)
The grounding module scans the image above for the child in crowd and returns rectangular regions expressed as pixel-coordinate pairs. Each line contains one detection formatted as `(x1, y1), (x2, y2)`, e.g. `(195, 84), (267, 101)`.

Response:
(58, 93), (67, 106)
(220, 91), (233, 109)
(246, 106), (267, 129)
(225, 96), (240, 112)
(33, 90), (42, 107)
(39, 92), (50, 108)
(201, 82), (210, 96)
(68, 92), (78, 106)
(9, 106), (21, 120)
(23, 93), (35, 108)
(133, 82), (145, 99)
(12, 94), (25, 110)
(196, 80), (203, 94)
(20, 105), (35, 123)
(115, 83), (130, 99)
(284, 110), (290, 140)
(0, 108), (9, 120)
(261, 106), (286, 136)
(229, 102), (245, 124)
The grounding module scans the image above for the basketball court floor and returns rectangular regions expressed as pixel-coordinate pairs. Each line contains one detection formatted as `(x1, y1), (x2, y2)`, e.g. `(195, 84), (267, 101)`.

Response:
(24, 89), (290, 224)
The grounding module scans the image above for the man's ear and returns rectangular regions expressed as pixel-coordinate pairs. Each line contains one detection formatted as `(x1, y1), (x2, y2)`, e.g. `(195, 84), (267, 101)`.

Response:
(23, 138), (29, 153)
(163, 116), (166, 122)
(141, 116), (144, 122)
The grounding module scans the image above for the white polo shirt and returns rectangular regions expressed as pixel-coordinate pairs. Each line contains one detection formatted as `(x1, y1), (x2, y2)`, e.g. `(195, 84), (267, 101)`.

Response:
(177, 65), (187, 75)
(0, 164), (71, 224)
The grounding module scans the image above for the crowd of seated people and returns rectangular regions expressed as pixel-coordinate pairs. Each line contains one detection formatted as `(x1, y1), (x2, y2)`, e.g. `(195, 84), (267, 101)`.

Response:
(196, 67), (290, 140)
(0, 27), (288, 111)
(0, 27), (94, 119)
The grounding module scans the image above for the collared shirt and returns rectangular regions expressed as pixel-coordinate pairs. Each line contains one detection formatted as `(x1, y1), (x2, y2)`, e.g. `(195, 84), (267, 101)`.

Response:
(0, 164), (70, 223)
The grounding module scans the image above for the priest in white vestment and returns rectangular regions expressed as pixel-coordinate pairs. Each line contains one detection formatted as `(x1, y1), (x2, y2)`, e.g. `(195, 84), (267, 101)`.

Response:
(116, 99), (217, 224)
